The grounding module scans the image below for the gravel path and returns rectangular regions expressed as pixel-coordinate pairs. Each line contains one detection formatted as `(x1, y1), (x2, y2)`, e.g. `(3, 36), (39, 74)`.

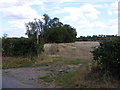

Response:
(2, 64), (82, 88)
(2, 66), (52, 88)
(2, 74), (39, 88)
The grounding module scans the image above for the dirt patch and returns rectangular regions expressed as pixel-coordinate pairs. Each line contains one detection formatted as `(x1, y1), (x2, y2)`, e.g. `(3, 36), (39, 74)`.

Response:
(44, 42), (99, 60)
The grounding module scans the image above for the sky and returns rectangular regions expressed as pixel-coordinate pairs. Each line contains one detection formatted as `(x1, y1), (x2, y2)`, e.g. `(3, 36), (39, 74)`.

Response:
(0, 0), (119, 38)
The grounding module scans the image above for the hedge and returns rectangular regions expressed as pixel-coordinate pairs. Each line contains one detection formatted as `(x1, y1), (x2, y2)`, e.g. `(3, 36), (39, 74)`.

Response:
(2, 38), (44, 57)
(92, 37), (120, 80)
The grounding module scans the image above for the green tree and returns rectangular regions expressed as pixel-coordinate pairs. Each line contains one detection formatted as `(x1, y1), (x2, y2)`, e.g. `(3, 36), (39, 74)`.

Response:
(42, 14), (77, 43)
(25, 14), (77, 43)
(25, 18), (44, 57)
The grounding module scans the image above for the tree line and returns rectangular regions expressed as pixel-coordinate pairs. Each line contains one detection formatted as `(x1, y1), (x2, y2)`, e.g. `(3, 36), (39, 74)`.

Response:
(76, 35), (117, 41)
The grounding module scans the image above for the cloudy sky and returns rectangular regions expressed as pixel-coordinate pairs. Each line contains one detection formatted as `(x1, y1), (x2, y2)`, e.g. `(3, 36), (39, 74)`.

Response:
(0, 0), (118, 37)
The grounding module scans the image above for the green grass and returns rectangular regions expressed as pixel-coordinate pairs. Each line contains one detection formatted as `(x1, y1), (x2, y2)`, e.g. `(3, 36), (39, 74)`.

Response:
(2, 55), (91, 69)
(55, 66), (88, 88)
(35, 55), (91, 66)
(38, 76), (53, 83)
(56, 71), (77, 87)
(39, 65), (89, 88)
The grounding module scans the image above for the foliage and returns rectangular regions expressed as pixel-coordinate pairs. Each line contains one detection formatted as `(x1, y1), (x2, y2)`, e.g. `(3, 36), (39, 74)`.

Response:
(92, 37), (120, 80)
(44, 24), (77, 43)
(25, 14), (77, 43)
(43, 16), (77, 43)
(25, 19), (43, 39)
(76, 35), (117, 41)
(2, 38), (44, 56)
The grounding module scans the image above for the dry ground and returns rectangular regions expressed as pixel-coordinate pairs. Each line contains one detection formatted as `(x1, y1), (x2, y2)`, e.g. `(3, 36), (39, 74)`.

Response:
(44, 41), (99, 59)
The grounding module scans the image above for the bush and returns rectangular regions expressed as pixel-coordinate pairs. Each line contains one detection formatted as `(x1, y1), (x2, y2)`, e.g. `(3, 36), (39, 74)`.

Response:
(92, 37), (120, 80)
(2, 37), (44, 57)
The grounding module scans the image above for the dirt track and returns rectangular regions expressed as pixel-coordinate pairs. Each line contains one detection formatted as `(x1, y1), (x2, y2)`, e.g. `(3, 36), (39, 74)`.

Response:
(2, 66), (51, 88)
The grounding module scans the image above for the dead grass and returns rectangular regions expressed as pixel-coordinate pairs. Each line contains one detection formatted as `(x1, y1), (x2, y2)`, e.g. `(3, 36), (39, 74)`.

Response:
(44, 42), (99, 59)
(2, 57), (36, 69)
(32, 41), (99, 67)
(84, 66), (120, 88)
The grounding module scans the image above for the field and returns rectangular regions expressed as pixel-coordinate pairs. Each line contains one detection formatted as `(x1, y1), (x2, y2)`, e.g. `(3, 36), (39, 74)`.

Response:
(3, 41), (120, 88)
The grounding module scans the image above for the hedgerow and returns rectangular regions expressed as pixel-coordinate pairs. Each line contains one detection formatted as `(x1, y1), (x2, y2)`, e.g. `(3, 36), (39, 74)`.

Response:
(2, 37), (44, 57)
(92, 37), (120, 80)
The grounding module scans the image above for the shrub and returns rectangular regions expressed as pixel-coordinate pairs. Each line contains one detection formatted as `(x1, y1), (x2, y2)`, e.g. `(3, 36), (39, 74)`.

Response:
(92, 37), (120, 80)
(2, 37), (44, 57)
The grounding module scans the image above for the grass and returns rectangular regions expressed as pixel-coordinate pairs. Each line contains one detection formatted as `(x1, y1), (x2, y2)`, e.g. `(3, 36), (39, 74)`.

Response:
(39, 66), (89, 88)
(38, 76), (53, 83)
(34, 55), (91, 67)
(55, 66), (89, 88)
(2, 57), (36, 69)
(2, 55), (91, 69)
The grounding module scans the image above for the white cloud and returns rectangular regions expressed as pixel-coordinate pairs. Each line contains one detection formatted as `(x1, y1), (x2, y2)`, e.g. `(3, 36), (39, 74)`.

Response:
(108, 11), (113, 15)
(0, 0), (17, 8)
(78, 20), (94, 29)
(1, 6), (41, 19)
(76, 18), (118, 36)
(7, 19), (36, 37)
(47, 2), (118, 36)
(80, 3), (100, 19)
(94, 21), (107, 29)
(108, 10), (118, 15)
(0, 0), (45, 19)
(76, 21), (107, 31)
(108, 1), (118, 15)
(0, 0), (44, 8)
(46, 0), (119, 3)
(8, 20), (29, 29)
(111, 1), (118, 8)
(108, 18), (118, 31)
(60, 3), (100, 25)
(0, 0), (118, 37)
(0, 0), (43, 37)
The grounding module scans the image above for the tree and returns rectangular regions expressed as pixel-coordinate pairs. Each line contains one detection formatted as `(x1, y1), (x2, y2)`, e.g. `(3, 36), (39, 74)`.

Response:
(25, 14), (77, 43)
(43, 14), (50, 26)
(25, 18), (44, 57)
(42, 14), (77, 43)
(2, 33), (8, 39)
